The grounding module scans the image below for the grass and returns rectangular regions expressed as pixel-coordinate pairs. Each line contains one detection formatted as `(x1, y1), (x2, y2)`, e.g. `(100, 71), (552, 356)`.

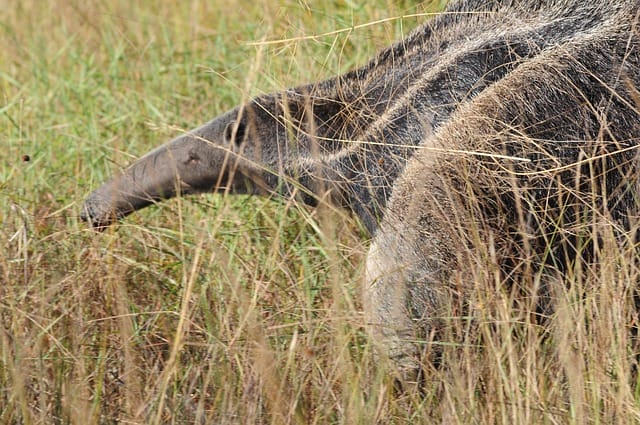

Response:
(2, 0), (640, 423)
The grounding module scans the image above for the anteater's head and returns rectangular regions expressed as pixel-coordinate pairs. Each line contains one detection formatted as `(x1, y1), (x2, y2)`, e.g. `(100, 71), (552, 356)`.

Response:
(81, 91), (347, 229)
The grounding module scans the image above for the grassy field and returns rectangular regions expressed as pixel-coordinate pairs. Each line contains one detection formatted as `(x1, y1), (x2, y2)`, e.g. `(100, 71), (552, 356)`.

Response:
(2, 0), (640, 424)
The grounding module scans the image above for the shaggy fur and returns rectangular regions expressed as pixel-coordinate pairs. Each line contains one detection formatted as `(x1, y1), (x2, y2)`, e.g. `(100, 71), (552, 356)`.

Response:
(366, 0), (640, 381)
(83, 0), (640, 383)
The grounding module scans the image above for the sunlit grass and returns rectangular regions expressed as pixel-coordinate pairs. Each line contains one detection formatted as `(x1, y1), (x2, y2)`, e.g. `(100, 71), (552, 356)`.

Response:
(1, 1), (432, 423)
(3, 0), (640, 423)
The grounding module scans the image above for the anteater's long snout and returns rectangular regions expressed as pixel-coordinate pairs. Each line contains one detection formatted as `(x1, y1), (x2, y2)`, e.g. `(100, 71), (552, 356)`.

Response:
(81, 110), (243, 229)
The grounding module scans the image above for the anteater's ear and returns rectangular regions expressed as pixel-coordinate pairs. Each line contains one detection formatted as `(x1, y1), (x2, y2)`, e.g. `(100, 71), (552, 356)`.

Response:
(224, 119), (247, 147)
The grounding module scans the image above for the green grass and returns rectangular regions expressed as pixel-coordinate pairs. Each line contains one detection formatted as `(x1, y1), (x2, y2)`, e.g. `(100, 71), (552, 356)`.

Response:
(2, 0), (640, 424)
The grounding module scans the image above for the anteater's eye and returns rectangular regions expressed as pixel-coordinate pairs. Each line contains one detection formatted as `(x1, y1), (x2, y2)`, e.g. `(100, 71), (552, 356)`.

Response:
(224, 120), (247, 147)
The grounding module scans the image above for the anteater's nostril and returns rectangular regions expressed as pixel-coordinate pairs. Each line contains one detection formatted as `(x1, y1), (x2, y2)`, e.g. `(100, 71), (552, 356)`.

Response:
(81, 201), (110, 230)
(80, 206), (90, 223)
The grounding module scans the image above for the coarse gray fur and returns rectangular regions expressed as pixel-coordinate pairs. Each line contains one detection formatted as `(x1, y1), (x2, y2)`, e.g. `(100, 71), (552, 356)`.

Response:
(83, 0), (640, 384)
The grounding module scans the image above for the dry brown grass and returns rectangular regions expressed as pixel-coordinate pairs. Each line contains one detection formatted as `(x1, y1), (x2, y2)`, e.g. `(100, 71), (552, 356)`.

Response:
(2, 0), (640, 423)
